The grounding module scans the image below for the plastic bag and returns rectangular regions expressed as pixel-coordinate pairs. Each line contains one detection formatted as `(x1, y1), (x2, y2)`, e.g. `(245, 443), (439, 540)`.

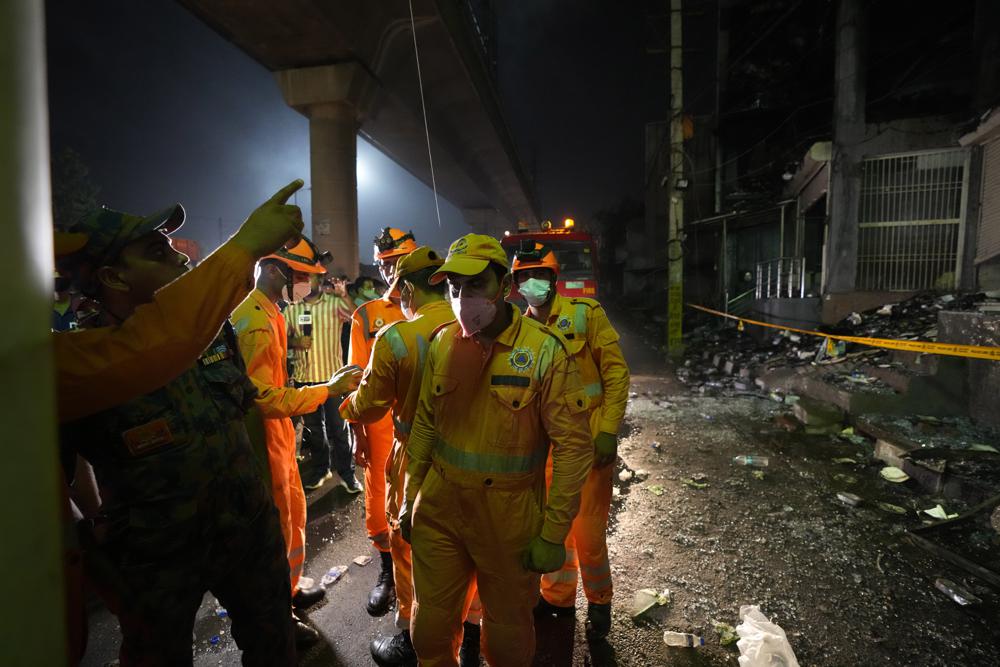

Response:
(736, 605), (800, 667)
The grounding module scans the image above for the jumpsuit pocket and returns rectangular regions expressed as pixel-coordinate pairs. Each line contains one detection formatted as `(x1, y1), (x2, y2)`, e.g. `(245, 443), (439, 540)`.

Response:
(489, 384), (537, 450)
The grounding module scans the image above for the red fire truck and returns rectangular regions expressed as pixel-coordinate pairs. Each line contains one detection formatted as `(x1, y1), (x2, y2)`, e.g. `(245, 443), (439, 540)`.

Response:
(500, 219), (599, 298)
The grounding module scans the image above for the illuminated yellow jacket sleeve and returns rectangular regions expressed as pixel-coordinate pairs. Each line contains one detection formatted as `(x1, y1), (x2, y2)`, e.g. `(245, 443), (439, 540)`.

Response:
(539, 347), (594, 544)
(403, 336), (439, 511)
(237, 327), (328, 419)
(56, 241), (255, 422)
(587, 305), (630, 435)
(340, 330), (398, 424)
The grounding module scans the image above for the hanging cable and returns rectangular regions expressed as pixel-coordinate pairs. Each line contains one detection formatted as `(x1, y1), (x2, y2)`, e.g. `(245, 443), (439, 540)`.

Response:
(408, 0), (443, 228)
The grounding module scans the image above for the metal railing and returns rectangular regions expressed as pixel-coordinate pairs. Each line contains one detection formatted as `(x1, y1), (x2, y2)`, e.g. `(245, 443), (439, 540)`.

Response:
(856, 148), (970, 291)
(756, 257), (806, 299)
(725, 287), (755, 315)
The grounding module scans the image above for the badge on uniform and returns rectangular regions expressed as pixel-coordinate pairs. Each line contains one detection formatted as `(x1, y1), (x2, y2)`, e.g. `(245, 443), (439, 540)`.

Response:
(200, 342), (232, 366)
(121, 418), (175, 456)
(557, 316), (572, 332)
(374, 317), (384, 329)
(509, 347), (534, 372)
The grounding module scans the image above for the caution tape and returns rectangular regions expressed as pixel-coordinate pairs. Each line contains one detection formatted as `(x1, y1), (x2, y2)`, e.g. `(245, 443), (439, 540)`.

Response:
(687, 303), (1000, 362)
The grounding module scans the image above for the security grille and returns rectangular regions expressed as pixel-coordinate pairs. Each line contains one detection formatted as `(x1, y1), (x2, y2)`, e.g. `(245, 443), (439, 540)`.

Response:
(856, 149), (969, 291)
(975, 140), (1000, 264)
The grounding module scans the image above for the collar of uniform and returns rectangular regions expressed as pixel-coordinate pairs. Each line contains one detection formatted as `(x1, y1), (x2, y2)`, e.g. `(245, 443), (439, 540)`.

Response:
(414, 299), (452, 318)
(250, 288), (280, 318)
(493, 303), (522, 349)
(545, 292), (567, 327)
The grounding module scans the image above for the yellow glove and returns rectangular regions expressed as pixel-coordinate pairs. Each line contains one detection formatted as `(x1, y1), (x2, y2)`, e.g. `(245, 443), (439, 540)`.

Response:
(229, 179), (305, 258)
(593, 431), (618, 468)
(522, 535), (566, 573)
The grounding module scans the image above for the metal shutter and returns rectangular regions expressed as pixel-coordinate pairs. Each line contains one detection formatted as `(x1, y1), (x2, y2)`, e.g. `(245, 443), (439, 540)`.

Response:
(976, 140), (1000, 264)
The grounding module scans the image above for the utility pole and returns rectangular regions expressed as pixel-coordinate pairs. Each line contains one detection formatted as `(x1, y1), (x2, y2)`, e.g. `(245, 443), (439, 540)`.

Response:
(667, 0), (685, 358)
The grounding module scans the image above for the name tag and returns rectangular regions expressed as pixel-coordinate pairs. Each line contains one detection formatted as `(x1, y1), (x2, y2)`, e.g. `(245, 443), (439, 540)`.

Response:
(121, 418), (174, 456)
(200, 343), (232, 366)
(298, 313), (312, 326)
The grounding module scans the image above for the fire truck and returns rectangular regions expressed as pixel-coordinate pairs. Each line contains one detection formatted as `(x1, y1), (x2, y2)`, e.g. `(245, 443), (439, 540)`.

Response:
(500, 218), (599, 298)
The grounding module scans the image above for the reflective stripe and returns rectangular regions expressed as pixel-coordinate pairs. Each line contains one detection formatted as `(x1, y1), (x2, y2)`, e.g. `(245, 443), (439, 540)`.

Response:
(535, 336), (558, 381)
(415, 333), (429, 370)
(584, 382), (603, 397)
(385, 327), (408, 360)
(394, 417), (411, 435)
(574, 304), (588, 335)
(434, 437), (546, 474)
(541, 569), (578, 585)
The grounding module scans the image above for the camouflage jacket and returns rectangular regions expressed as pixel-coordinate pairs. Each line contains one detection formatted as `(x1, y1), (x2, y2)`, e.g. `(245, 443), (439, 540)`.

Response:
(62, 322), (272, 562)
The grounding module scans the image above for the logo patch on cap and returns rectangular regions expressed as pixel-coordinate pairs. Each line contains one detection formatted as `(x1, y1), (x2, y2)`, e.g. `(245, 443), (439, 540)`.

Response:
(509, 347), (534, 372)
(450, 238), (469, 255)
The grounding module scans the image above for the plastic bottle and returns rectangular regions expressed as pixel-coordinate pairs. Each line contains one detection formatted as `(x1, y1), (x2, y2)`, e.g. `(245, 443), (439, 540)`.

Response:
(733, 455), (769, 467)
(663, 631), (704, 647)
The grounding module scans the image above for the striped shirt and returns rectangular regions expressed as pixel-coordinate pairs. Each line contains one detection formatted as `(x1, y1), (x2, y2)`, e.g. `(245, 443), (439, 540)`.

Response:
(284, 293), (353, 384)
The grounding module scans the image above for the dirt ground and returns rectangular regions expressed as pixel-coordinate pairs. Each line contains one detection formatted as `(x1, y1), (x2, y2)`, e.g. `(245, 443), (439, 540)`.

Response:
(574, 374), (1000, 666)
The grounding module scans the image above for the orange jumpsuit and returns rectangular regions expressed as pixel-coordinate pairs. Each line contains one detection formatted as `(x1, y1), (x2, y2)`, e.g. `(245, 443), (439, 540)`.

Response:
(56, 241), (255, 422)
(534, 295), (630, 608)
(347, 297), (404, 553)
(341, 299), (454, 630)
(404, 308), (593, 666)
(233, 289), (328, 594)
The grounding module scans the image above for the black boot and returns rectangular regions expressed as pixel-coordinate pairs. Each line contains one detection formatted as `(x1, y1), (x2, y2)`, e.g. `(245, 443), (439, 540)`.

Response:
(586, 602), (612, 639)
(459, 621), (481, 667)
(370, 629), (417, 666)
(367, 550), (396, 617)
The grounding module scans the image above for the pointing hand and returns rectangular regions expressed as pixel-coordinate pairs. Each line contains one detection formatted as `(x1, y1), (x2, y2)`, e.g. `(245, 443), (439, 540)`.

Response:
(230, 179), (305, 259)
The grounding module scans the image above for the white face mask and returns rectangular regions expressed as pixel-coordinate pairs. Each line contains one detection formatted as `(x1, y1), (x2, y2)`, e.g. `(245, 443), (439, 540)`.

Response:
(282, 279), (312, 304)
(519, 278), (552, 307)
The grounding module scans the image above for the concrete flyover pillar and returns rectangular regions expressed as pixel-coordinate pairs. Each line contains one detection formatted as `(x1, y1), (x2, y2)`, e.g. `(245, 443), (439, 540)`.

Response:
(276, 63), (374, 278)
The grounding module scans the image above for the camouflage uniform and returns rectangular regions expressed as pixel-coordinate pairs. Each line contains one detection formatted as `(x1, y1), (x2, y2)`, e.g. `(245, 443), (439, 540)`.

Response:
(62, 323), (295, 667)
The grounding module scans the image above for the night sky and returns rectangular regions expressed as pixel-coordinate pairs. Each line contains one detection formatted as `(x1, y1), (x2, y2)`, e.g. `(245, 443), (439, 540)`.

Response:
(45, 0), (655, 262)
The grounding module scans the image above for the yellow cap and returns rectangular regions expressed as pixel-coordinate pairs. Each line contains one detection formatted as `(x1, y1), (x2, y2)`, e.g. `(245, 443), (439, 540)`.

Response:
(387, 246), (445, 292)
(429, 234), (508, 285)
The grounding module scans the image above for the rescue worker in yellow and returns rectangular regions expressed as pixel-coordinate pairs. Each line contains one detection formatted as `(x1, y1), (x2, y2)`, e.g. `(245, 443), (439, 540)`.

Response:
(400, 234), (594, 666)
(232, 237), (362, 644)
(511, 241), (630, 638)
(54, 179), (306, 423)
(347, 227), (418, 617)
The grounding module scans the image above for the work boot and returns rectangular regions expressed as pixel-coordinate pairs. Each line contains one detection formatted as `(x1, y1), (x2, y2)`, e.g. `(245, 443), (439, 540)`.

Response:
(370, 630), (417, 666)
(534, 597), (575, 618)
(303, 469), (333, 490)
(338, 473), (363, 495)
(586, 602), (612, 639)
(293, 583), (326, 610)
(293, 612), (320, 648)
(458, 621), (481, 667)
(367, 550), (396, 616)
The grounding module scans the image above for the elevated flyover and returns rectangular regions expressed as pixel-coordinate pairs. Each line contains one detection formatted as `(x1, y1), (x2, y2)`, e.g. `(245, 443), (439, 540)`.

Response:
(179, 0), (538, 275)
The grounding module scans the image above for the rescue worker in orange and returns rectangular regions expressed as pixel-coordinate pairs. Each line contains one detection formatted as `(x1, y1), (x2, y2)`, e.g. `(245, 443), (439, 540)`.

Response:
(511, 241), (630, 638)
(233, 237), (362, 644)
(400, 234), (594, 666)
(341, 247), (483, 666)
(347, 227), (418, 617)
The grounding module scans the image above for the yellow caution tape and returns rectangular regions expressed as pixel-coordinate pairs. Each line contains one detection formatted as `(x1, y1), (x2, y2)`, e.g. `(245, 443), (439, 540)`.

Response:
(687, 303), (1000, 362)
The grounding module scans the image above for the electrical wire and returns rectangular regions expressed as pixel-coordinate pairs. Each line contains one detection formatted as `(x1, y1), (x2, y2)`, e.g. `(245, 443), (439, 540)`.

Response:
(408, 0), (443, 229)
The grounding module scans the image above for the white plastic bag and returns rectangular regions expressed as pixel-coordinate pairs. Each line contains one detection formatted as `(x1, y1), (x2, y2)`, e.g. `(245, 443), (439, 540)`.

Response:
(735, 605), (800, 667)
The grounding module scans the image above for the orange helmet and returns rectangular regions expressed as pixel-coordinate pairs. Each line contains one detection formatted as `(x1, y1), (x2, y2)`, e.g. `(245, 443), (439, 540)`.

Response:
(263, 236), (328, 274)
(511, 241), (560, 276)
(374, 227), (418, 261)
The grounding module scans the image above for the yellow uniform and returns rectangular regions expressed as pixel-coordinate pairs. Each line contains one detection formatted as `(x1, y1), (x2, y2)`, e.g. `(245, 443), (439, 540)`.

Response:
(405, 308), (593, 666)
(535, 294), (630, 607)
(348, 297), (404, 552)
(341, 300), (454, 629)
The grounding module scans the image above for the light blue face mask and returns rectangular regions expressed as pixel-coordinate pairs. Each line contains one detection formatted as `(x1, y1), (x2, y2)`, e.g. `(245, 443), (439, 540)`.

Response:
(519, 278), (552, 307)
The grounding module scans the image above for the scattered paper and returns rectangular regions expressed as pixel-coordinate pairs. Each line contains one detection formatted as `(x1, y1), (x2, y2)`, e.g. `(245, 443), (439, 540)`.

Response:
(922, 504), (958, 520)
(353, 555), (373, 567)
